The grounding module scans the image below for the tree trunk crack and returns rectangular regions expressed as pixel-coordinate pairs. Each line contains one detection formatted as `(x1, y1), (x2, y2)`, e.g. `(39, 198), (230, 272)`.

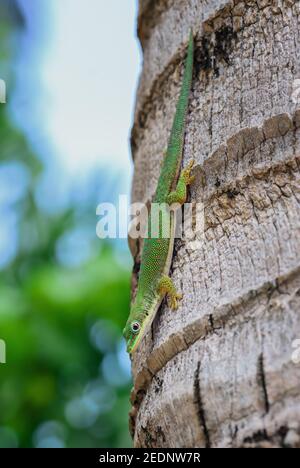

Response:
(193, 361), (211, 448)
(257, 352), (270, 414)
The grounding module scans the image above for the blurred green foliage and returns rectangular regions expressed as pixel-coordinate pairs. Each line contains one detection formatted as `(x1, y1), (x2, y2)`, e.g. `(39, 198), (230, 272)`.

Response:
(0, 247), (132, 448)
(0, 0), (132, 448)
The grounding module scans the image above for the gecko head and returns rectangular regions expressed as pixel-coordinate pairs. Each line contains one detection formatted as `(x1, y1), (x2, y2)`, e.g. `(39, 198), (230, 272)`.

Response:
(123, 298), (151, 354)
(123, 317), (143, 354)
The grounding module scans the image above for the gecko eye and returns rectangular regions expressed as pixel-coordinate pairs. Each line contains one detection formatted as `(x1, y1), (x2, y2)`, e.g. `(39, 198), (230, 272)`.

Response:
(131, 321), (141, 334)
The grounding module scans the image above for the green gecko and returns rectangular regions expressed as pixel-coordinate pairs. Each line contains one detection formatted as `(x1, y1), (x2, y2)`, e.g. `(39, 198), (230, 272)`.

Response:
(123, 30), (194, 354)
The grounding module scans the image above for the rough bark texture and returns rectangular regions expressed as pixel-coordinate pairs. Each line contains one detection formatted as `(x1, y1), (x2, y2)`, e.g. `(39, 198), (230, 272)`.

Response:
(130, 0), (300, 448)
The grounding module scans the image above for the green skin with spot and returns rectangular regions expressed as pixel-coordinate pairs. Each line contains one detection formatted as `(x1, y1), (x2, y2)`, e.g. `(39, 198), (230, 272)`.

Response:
(123, 31), (194, 354)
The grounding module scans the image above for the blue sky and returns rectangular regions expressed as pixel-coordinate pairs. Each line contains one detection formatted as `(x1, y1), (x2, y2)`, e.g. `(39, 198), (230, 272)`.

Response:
(13, 0), (141, 179)
(0, 0), (141, 267)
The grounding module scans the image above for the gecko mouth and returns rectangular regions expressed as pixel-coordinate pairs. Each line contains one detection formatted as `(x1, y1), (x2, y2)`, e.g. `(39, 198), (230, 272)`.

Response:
(127, 334), (141, 354)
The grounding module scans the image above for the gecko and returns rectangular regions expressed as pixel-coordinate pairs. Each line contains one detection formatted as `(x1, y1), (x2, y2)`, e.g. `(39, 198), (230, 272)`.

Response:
(123, 30), (195, 354)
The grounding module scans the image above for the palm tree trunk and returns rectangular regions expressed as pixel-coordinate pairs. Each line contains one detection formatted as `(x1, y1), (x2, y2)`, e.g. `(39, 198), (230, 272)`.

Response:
(130, 0), (300, 448)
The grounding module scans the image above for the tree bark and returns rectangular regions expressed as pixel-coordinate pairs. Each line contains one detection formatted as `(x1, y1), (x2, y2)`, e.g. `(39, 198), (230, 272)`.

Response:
(130, 0), (300, 448)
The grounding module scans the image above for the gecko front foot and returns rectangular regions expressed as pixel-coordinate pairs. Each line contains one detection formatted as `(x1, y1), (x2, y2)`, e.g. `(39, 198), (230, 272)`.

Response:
(168, 292), (183, 310)
(158, 275), (182, 310)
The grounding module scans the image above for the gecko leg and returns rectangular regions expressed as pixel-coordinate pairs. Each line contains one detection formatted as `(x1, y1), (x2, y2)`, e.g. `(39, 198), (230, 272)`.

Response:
(166, 159), (195, 205)
(157, 275), (182, 310)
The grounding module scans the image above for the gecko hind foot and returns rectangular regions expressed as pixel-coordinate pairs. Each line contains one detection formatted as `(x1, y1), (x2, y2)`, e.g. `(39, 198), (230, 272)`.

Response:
(166, 159), (195, 205)
(182, 159), (195, 185)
